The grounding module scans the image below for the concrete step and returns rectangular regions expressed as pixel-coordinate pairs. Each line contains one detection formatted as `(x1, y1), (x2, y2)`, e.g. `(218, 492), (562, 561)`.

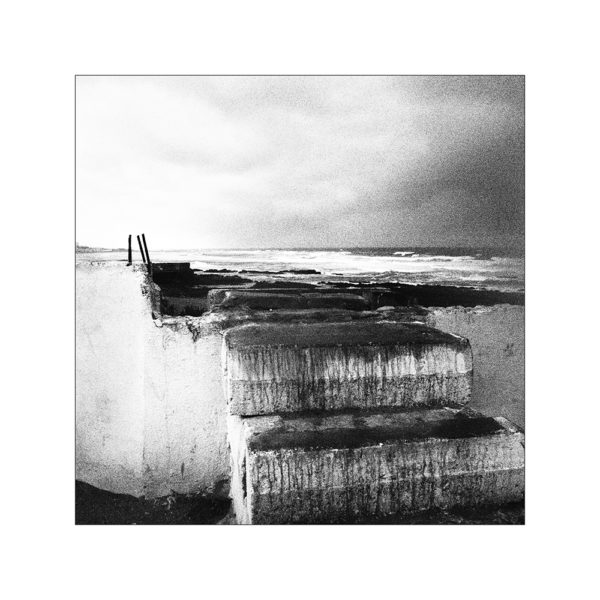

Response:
(228, 407), (524, 524)
(208, 289), (370, 311)
(223, 321), (473, 415)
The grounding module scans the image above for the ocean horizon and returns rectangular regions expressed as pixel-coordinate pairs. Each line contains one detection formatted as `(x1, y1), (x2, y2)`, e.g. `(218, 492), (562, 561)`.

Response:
(76, 245), (525, 293)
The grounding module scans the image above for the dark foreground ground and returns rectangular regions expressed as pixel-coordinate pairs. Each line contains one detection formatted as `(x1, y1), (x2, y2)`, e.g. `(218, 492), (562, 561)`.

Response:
(76, 481), (231, 525)
(76, 481), (524, 525)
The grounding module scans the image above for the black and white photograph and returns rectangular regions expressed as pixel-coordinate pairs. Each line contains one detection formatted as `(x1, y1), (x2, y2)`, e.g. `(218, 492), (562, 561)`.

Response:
(75, 75), (525, 524)
(5, 1), (600, 597)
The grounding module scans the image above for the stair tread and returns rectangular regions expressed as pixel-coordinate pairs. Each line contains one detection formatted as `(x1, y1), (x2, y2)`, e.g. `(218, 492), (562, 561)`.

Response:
(225, 320), (466, 349)
(211, 290), (370, 311)
(244, 408), (508, 452)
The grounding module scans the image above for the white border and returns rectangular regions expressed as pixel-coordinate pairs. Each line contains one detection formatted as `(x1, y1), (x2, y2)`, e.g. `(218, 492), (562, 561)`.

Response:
(4, 1), (599, 598)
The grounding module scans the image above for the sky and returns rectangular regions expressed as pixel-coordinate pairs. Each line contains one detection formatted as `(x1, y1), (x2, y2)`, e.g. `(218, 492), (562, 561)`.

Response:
(76, 75), (524, 250)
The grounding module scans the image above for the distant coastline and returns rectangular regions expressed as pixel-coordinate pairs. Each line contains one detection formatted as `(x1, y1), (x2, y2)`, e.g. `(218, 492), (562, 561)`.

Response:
(76, 243), (126, 253)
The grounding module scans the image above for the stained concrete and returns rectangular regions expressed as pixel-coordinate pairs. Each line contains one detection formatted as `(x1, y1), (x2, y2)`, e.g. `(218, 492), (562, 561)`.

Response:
(228, 408), (524, 524)
(223, 322), (473, 415)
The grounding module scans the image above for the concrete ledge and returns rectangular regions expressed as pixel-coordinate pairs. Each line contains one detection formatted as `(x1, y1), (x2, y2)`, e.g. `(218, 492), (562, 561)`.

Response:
(208, 289), (370, 311)
(223, 322), (473, 415)
(228, 408), (524, 524)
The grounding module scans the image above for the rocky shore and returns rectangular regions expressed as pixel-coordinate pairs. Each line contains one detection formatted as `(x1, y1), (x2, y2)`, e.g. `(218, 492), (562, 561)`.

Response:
(153, 263), (524, 318)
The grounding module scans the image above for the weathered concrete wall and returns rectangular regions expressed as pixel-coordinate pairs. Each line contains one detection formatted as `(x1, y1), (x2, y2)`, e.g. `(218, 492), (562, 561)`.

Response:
(77, 262), (524, 498)
(76, 263), (148, 496)
(427, 305), (524, 428)
(76, 262), (229, 498)
(142, 319), (229, 498)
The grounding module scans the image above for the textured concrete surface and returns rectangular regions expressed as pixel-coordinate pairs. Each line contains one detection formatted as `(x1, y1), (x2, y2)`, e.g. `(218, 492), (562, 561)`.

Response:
(224, 322), (473, 415)
(427, 305), (524, 428)
(228, 408), (524, 524)
(142, 318), (230, 498)
(207, 306), (427, 330)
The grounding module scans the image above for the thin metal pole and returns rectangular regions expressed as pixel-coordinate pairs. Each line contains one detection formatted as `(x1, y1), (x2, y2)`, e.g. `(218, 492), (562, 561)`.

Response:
(127, 234), (132, 265)
(141, 233), (151, 266)
(137, 235), (147, 264)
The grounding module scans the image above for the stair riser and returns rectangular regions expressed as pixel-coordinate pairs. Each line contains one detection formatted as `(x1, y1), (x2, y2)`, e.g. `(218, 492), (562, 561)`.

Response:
(229, 375), (472, 415)
(248, 469), (524, 524)
(225, 343), (473, 415)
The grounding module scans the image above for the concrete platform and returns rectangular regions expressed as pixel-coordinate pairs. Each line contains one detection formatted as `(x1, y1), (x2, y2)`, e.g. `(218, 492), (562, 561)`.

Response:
(228, 407), (524, 524)
(223, 321), (473, 415)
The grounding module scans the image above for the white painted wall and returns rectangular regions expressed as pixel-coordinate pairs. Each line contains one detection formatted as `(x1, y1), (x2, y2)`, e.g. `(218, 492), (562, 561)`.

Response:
(76, 262), (148, 496)
(142, 318), (229, 498)
(76, 262), (229, 498)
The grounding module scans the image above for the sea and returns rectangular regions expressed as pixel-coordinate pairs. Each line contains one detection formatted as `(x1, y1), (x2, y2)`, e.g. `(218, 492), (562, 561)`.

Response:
(77, 247), (524, 293)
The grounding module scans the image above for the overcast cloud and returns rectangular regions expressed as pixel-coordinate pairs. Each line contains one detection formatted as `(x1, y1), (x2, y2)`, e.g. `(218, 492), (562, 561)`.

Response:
(76, 75), (524, 249)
